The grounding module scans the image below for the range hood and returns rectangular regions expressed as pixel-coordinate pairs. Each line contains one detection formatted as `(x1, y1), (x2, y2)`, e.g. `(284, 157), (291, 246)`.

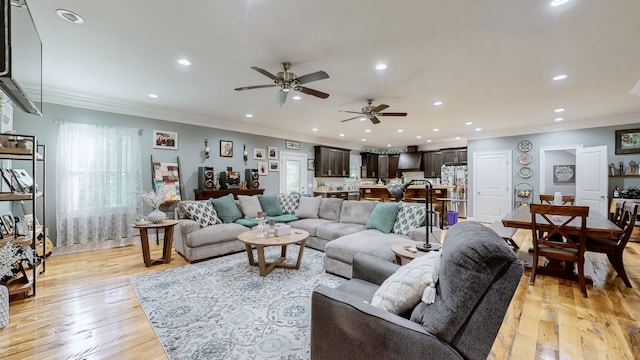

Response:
(398, 146), (423, 171)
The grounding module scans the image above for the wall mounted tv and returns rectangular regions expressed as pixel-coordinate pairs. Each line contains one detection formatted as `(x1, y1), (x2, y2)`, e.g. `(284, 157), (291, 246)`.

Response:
(0, 0), (42, 116)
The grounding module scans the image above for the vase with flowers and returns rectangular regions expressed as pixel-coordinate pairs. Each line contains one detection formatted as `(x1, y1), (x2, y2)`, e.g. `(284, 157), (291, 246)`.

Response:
(1, 240), (35, 328)
(137, 187), (169, 223)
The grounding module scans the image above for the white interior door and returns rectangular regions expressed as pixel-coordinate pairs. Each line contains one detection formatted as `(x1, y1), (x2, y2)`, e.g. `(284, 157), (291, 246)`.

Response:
(575, 145), (608, 215)
(279, 151), (308, 194)
(473, 150), (512, 223)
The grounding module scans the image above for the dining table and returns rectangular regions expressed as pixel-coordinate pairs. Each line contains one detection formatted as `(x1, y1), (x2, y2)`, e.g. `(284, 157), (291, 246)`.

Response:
(501, 205), (623, 281)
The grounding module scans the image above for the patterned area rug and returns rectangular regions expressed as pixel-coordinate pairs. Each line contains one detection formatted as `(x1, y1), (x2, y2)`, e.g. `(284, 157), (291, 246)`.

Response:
(130, 246), (344, 360)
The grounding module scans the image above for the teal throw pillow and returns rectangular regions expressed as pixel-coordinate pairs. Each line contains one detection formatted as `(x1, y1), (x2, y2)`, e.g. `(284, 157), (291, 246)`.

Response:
(210, 193), (243, 223)
(258, 194), (284, 216)
(367, 202), (401, 234)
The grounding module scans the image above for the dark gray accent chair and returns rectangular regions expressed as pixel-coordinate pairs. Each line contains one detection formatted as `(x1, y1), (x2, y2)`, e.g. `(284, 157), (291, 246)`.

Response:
(311, 221), (524, 360)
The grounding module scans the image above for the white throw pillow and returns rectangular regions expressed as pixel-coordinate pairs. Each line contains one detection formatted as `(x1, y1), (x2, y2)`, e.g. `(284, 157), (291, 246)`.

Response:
(279, 193), (300, 215)
(237, 195), (263, 219)
(183, 201), (222, 227)
(295, 196), (322, 219)
(371, 251), (441, 315)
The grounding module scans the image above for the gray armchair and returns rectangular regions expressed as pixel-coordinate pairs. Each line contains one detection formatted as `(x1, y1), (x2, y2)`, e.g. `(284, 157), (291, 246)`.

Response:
(311, 221), (523, 360)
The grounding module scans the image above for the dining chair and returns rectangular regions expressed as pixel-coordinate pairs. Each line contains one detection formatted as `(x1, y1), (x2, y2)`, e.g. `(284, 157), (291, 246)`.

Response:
(539, 194), (575, 205)
(609, 201), (625, 226)
(586, 202), (637, 288)
(529, 203), (590, 297)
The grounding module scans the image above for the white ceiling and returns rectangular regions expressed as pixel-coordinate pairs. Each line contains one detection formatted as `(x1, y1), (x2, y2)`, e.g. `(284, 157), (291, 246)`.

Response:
(23, 0), (640, 150)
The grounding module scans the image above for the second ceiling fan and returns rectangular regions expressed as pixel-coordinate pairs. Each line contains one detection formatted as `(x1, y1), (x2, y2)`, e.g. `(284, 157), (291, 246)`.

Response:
(340, 99), (407, 124)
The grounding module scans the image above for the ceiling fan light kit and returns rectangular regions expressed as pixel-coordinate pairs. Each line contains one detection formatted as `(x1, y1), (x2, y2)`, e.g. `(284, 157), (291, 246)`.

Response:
(340, 99), (408, 124)
(234, 62), (329, 106)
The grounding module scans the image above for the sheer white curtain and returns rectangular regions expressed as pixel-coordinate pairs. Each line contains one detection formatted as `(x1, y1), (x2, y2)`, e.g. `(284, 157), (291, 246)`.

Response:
(56, 121), (142, 246)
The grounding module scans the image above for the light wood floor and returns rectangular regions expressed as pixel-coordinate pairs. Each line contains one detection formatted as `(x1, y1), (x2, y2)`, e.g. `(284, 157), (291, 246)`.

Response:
(1, 232), (639, 359)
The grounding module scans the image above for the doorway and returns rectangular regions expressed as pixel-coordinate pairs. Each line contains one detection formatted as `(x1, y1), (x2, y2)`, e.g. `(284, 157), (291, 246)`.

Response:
(279, 151), (308, 194)
(472, 150), (512, 223)
(538, 145), (581, 196)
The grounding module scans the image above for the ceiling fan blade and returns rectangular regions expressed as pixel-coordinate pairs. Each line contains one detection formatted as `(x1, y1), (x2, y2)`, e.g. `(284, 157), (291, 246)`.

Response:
(369, 116), (381, 124)
(340, 110), (365, 115)
(276, 90), (288, 106)
(296, 71), (329, 84)
(234, 84), (277, 91)
(379, 112), (408, 116)
(297, 86), (329, 99)
(371, 104), (389, 113)
(251, 66), (279, 80)
(340, 115), (363, 123)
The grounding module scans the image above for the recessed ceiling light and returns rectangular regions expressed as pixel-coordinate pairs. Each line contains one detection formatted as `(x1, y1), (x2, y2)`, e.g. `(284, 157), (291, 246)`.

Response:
(148, 93), (159, 99)
(361, 138), (367, 142)
(56, 9), (84, 24)
(554, 117), (564, 122)
(416, 135), (422, 139)
(455, 136), (461, 140)
(426, 139), (432, 143)
(365, 129), (372, 133)
(554, 108), (565, 113)
(360, 117), (367, 121)
(292, 95), (302, 100)
(245, 114), (253, 118)
(550, 0), (571, 7)
(475, 127), (482, 131)
(387, 144), (392, 147)
(433, 128), (439, 132)
(312, 128), (319, 132)
(339, 133), (345, 137)
(465, 121), (473, 125)
(397, 129), (404, 133)
(375, 63), (387, 70)
(177, 58), (191, 66)
(553, 74), (568, 81)
(433, 101), (443, 106)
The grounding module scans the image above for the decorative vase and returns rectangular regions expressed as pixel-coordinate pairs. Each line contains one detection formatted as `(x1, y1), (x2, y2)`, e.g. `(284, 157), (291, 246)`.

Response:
(0, 284), (8, 329)
(148, 208), (166, 223)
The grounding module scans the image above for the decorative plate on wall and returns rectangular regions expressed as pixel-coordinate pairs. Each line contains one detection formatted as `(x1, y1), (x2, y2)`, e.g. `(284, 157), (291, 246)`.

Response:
(518, 153), (532, 165)
(518, 166), (532, 178)
(518, 140), (532, 152)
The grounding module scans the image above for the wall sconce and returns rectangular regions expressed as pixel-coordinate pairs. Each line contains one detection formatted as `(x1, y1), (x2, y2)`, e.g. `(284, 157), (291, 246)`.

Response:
(243, 144), (248, 162)
(204, 138), (210, 159)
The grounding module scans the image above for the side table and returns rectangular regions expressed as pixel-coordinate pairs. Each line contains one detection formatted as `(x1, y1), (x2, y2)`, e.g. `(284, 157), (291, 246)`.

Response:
(391, 240), (441, 265)
(132, 220), (179, 267)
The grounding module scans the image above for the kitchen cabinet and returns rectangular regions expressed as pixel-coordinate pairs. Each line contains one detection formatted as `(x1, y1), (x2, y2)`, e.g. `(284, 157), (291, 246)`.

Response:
(361, 153), (378, 178)
(442, 147), (467, 164)
(423, 151), (443, 178)
(377, 155), (389, 179)
(389, 154), (399, 178)
(314, 146), (350, 177)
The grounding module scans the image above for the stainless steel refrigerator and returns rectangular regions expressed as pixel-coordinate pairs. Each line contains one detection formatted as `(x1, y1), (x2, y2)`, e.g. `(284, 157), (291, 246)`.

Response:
(441, 164), (467, 218)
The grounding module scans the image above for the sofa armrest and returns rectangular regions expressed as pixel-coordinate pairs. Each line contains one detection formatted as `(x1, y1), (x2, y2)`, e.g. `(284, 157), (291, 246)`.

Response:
(351, 253), (400, 285)
(311, 285), (463, 360)
(410, 226), (442, 244)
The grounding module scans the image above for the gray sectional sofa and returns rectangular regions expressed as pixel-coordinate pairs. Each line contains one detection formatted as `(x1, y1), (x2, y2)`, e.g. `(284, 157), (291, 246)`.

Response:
(173, 194), (441, 278)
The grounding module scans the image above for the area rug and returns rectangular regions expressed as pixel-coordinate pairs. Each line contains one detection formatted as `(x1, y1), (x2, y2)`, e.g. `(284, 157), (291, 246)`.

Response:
(130, 246), (344, 360)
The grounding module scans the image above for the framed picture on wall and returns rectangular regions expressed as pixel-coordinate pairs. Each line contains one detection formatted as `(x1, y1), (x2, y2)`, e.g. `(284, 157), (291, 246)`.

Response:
(153, 130), (178, 150)
(269, 160), (280, 171)
(553, 164), (575, 184)
(307, 159), (315, 171)
(268, 146), (277, 159)
(254, 148), (265, 160)
(285, 140), (300, 150)
(220, 140), (233, 157)
(615, 128), (640, 154)
(257, 162), (268, 175)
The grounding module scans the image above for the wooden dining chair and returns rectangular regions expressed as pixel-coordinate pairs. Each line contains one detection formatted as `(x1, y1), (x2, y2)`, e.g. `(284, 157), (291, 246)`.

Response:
(586, 202), (637, 288)
(529, 203), (590, 297)
(539, 194), (575, 205)
(609, 201), (625, 226)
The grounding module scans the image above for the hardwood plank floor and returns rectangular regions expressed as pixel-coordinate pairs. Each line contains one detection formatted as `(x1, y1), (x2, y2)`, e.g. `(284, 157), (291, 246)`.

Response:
(1, 232), (639, 359)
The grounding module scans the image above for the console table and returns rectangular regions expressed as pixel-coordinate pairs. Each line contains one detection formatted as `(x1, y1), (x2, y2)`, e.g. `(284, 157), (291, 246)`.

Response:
(194, 188), (264, 200)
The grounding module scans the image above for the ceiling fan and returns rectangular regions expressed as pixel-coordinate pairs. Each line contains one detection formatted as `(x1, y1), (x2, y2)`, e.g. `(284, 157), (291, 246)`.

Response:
(340, 99), (408, 124)
(234, 62), (330, 105)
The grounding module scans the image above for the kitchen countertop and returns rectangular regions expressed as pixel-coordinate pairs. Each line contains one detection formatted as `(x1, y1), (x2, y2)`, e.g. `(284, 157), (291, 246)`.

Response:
(358, 184), (455, 189)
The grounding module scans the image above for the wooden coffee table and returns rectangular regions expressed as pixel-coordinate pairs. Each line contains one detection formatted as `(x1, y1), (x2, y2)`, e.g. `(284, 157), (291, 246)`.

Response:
(237, 229), (309, 276)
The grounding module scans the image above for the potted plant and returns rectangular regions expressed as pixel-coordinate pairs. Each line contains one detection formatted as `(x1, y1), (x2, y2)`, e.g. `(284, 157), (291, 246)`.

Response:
(137, 187), (169, 223)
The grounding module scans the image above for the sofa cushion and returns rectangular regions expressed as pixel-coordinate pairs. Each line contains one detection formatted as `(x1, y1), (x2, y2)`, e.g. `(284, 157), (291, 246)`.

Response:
(324, 229), (409, 264)
(393, 202), (427, 236)
(371, 251), (441, 315)
(258, 194), (284, 216)
(287, 218), (335, 237)
(279, 193), (300, 215)
(367, 202), (401, 234)
(182, 201), (222, 227)
(185, 222), (249, 248)
(237, 195), (263, 219)
(316, 222), (367, 241)
(296, 196), (322, 219)
(210, 194), (243, 223)
(410, 221), (519, 343)
(319, 198), (343, 221)
(234, 214), (299, 227)
(340, 200), (379, 225)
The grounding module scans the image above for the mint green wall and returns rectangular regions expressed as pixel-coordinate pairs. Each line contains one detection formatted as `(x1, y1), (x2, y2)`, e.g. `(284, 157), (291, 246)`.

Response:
(13, 102), (317, 243)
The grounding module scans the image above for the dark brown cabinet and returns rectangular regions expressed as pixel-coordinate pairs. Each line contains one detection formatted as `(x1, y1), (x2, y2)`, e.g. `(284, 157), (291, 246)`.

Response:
(377, 155), (389, 179)
(361, 153), (379, 178)
(423, 151), (443, 178)
(389, 154), (400, 178)
(315, 146), (350, 177)
(441, 147), (467, 164)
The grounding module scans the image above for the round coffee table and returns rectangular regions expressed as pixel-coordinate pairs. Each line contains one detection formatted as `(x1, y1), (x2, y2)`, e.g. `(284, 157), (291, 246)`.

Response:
(391, 240), (441, 265)
(237, 229), (309, 276)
